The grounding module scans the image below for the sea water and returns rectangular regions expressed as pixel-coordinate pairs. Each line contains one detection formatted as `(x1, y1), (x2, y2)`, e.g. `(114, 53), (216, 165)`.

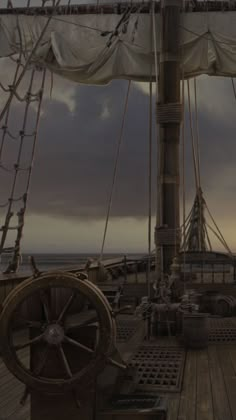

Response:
(1, 253), (142, 273)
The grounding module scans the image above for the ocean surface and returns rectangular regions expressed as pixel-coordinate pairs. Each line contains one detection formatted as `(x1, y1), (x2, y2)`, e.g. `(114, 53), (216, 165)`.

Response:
(1, 253), (143, 273)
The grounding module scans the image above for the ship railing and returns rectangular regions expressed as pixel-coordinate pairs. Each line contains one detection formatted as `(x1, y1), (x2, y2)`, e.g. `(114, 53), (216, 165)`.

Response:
(0, 254), (155, 306)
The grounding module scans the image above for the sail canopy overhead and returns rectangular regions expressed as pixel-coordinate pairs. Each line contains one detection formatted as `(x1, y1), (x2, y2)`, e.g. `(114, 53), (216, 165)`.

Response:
(1, 10), (236, 84)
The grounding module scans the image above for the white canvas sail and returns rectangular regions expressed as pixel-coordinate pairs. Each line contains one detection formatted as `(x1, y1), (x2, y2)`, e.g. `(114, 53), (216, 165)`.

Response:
(0, 11), (236, 83)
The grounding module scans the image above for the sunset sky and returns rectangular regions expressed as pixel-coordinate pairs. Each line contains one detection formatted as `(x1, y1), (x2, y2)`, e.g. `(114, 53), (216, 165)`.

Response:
(1, 1), (236, 254)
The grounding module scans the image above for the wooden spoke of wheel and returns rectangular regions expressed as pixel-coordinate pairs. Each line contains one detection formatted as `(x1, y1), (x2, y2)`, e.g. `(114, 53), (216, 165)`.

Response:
(58, 345), (73, 378)
(14, 334), (44, 351)
(64, 336), (94, 354)
(57, 292), (77, 323)
(108, 357), (127, 370)
(39, 290), (51, 323)
(34, 345), (49, 376)
(15, 318), (43, 329)
(65, 315), (99, 332)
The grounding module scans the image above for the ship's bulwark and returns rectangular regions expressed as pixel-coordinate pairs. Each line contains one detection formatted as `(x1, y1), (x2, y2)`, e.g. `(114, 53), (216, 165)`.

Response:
(0, 12), (236, 83)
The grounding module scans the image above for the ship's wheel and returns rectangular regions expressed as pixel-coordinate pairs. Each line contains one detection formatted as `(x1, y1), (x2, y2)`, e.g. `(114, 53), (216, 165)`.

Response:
(0, 271), (120, 396)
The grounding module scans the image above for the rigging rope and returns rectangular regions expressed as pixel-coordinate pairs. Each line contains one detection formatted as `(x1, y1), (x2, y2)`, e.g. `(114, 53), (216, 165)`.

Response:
(0, 67), (46, 272)
(0, 24), (25, 162)
(206, 222), (231, 254)
(205, 202), (232, 256)
(0, 69), (36, 253)
(193, 77), (204, 250)
(186, 78), (208, 252)
(99, 81), (131, 261)
(204, 222), (212, 251)
(181, 72), (186, 289)
(180, 25), (236, 47)
(194, 78), (201, 188)
(184, 78), (232, 255)
(0, 1), (53, 271)
(38, 4), (143, 37)
(187, 79), (200, 190)
(0, 0), (61, 124)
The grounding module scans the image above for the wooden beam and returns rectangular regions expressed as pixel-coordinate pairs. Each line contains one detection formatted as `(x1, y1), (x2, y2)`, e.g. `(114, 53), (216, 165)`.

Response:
(1, 1), (236, 15)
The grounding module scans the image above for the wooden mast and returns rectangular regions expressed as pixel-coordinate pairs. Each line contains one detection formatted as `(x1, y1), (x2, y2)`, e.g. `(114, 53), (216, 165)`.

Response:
(155, 0), (182, 276)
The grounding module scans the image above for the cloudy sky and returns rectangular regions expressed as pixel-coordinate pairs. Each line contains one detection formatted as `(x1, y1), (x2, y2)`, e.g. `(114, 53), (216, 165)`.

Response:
(1, 1), (236, 254)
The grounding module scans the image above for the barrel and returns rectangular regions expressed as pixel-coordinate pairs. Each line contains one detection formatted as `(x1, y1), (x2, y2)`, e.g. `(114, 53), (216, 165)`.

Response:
(183, 313), (208, 349)
(200, 291), (220, 314)
(214, 295), (236, 317)
(187, 289), (202, 306)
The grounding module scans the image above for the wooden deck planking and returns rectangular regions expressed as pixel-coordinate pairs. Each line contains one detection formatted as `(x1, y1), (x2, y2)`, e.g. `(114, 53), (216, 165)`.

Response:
(167, 395), (180, 420)
(196, 349), (214, 420)
(218, 347), (236, 420)
(1, 343), (236, 419)
(229, 348), (236, 375)
(177, 350), (197, 420)
(208, 346), (233, 420)
(0, 352), (30, 420)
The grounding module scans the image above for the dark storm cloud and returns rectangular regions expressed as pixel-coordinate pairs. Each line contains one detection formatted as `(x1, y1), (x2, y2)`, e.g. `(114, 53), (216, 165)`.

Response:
(11, 79), (158, 219)
(1, 74), (236, 221)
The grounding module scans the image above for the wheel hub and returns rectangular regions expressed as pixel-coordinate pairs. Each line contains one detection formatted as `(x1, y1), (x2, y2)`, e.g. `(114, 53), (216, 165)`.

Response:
(44, 323), (65, 345)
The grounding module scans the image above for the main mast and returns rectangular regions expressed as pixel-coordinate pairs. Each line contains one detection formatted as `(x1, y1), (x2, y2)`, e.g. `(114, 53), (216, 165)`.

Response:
(155, 0), (182, 277)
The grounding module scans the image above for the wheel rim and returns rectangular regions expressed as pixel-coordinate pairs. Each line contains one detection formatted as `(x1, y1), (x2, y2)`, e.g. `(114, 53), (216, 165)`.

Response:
(0, 271), (115, 394)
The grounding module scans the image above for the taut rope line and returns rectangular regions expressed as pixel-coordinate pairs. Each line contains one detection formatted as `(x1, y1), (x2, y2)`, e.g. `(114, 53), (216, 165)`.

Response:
(99, 81), (131, 261)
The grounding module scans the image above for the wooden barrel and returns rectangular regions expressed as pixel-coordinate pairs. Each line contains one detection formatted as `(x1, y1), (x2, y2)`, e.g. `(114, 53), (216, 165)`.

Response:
(200, 291), (220, 314)
(214, 295), (236, 317)
(187, 289), (202, 305)
(183, 313), (208, 349)
(232, 296), (236, 316)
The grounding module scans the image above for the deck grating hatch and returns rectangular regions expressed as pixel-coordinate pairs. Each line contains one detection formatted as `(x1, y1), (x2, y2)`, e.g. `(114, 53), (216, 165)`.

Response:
(101, 393), (167, 418)
(128, 345), (186, 392)
(117, 320), (140, 342)
(208, 318), (236, 329)
(208, 318), (236, 343)
(109, 394), (161, 410)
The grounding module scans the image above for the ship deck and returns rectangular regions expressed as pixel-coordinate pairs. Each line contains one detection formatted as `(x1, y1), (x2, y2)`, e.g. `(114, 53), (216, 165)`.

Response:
(166, 343), (236, 420)
(1, 337), (236, 420)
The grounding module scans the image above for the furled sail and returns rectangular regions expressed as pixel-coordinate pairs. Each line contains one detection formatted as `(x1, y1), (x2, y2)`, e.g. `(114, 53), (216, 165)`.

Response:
(0, 9), (236, 84)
